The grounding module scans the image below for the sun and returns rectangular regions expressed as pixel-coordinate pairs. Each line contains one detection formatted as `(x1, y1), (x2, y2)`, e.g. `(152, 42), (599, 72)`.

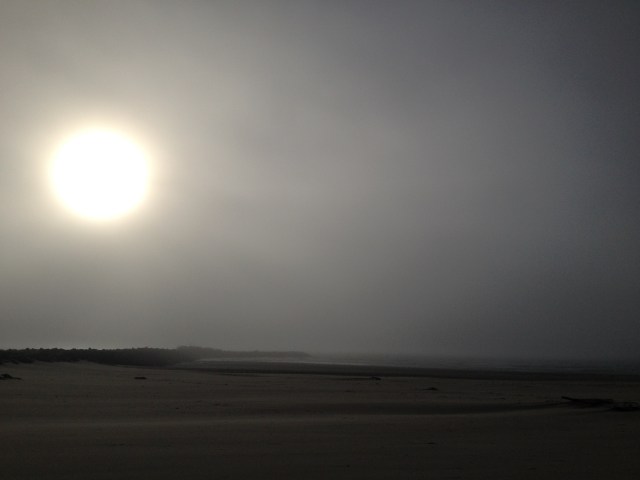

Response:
(50, 129), (150, 221)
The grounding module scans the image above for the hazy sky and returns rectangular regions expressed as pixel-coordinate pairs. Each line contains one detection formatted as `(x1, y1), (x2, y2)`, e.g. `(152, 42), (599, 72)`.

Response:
(1, 0), (639, 359)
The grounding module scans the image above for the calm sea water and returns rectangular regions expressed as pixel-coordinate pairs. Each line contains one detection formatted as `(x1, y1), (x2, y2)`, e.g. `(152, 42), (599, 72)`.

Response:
(200, 352), (640, 376)
(306, 353), (640, 376)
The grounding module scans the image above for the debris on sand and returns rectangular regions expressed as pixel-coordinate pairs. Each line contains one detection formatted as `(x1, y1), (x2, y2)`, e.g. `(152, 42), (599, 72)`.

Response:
(0, 373), (21, 380)
(562, 396), (640, 411)
(611, 402), (640, 412)
(561, 396), (614, 407)
(338, 376), (383, 381)
(134, 376), (147, 380)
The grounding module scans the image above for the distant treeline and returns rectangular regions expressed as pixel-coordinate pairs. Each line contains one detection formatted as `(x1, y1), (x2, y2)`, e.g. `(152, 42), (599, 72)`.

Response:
(0, 346), (310, 367)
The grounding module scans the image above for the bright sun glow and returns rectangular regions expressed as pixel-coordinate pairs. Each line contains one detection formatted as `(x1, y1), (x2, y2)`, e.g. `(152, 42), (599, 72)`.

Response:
(50, 129), (150, 220)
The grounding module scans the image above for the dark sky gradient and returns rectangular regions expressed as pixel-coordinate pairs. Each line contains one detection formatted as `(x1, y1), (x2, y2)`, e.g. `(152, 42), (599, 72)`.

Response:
(1, 1), (639, 359)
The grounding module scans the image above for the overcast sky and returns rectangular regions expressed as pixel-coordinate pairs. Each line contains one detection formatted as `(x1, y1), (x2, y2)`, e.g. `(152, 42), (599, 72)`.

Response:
(1, 0), (639, 360)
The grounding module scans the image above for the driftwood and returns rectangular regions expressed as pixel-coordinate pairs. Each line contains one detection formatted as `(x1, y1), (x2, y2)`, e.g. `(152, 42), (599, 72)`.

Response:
(561, 396), (614, 406)
(611, 402), (640, 412)
(562, 396), (640, 411)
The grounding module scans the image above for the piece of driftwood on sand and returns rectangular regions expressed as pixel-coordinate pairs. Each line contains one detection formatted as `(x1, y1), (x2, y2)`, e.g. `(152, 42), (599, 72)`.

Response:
(562, 396), (640, 411)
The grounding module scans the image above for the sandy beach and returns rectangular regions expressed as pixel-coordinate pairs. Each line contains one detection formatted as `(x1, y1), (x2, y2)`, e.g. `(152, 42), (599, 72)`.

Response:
(1, 361), (640, 479)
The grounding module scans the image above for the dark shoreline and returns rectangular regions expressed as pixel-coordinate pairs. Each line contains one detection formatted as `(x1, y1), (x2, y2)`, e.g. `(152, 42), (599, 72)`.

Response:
(3, 346), (638, 382)
(175, 359), (640, 382)
(0, 346), (309, 367)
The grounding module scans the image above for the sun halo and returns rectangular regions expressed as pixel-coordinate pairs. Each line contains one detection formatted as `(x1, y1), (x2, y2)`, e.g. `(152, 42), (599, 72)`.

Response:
(49, 128), (150, 221)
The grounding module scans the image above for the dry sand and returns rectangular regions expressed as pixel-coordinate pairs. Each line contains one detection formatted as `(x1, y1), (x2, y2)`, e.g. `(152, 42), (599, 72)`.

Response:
(1, 361), (640, 479)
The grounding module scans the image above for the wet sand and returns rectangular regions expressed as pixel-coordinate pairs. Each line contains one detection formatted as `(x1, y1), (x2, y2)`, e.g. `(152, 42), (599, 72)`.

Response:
(1, 361), (640, 479)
